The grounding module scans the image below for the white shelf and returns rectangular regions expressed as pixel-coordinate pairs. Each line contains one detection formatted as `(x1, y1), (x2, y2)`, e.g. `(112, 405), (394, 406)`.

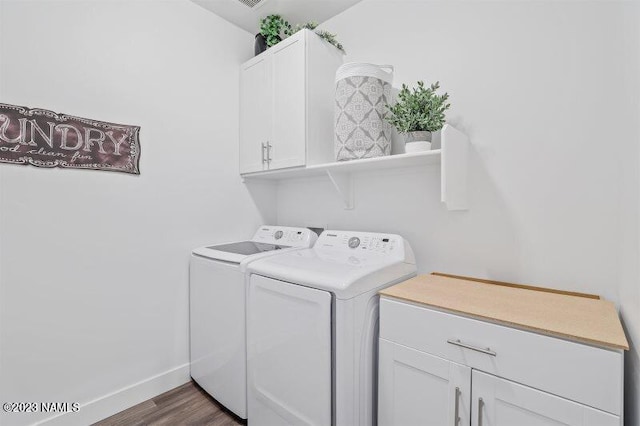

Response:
(241, 124), (469, 211)
(242, 150), (441, 180)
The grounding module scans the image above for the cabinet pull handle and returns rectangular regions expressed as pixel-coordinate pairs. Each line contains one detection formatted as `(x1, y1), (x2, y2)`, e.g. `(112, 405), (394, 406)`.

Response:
(477, 398), (484, 426)
(447, 339), (497, 356)
(453, 387), (461, 425)
(261, 142), (267, 164)
(266, 141), (272, 163)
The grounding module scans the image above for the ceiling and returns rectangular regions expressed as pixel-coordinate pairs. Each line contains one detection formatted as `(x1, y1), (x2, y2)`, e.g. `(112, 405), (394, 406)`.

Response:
(191, 0), (363, 34)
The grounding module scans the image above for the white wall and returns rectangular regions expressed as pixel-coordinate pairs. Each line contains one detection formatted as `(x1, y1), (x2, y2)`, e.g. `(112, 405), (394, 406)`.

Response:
(1, 1), (638, 425)
(618, 3), (640, 422)
(0, 1), (271, 425)
(277, 1), (640, 423)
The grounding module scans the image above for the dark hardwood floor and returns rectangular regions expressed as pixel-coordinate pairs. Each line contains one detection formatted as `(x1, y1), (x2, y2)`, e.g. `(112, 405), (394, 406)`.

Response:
(93, 381), (244, 426)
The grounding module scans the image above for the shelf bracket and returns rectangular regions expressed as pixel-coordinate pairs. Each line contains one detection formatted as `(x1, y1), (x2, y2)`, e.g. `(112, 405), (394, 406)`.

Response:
(326, 170), (354, 210)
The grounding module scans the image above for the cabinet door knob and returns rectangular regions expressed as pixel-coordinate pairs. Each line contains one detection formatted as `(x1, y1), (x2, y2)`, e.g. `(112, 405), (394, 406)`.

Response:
(477, 398), (484, 426)
(447, 339), (497, 357)
(266, 141), (272, 163)
(453, 387), (461, 425)
(261, 142), (267, 164)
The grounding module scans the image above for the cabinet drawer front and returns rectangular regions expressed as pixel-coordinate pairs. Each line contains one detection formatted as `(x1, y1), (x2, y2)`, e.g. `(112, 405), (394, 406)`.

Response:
(380, 298), (623, 415)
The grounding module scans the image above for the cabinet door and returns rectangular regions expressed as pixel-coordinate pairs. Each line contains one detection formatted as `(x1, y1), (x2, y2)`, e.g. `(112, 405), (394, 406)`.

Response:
(239, 56), (271, 174)
(378, 338), (471, 426)
(269, 36), (306, 170)
(472, 371), (620, 426)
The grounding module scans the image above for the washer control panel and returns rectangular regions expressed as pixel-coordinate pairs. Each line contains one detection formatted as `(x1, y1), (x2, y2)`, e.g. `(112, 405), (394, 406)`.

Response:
(252, 226), (318, 247)
(317, 230), (403, 256)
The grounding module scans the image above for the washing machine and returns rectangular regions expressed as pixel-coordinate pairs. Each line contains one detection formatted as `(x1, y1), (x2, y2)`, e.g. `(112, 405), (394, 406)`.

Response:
(246, 230), (417, 426)
(189, 225), (318, 419)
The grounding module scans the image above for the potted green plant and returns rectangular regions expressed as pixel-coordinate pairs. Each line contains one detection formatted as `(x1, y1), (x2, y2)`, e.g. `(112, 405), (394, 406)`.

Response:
(386, 81), (450, 153)
(256, 14), (292, 55)
(293, 22), (346, 53)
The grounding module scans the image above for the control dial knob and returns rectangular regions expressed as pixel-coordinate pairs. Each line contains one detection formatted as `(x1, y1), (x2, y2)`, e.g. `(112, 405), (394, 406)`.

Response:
(348, 237), (361, 249)
(274, 230), (284, 240)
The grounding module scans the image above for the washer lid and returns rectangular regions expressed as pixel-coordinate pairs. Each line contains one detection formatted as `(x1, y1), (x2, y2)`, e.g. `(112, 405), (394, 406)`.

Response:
(207, 241), (291, 256)
(248, 230), (417, 299)
(192, 225), (318, 265)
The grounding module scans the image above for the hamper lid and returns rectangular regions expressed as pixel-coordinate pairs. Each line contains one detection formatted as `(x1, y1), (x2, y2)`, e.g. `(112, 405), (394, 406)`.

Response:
(336, 63), (394, 84)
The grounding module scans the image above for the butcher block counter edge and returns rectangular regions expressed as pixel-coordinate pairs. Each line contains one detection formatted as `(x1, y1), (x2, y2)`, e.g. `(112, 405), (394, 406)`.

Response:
(379, 273), (629, 351)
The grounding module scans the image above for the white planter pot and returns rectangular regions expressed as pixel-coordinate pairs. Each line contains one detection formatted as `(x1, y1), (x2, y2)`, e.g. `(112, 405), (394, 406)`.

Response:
(402, 131), (432, 153)
(405, 141), (432, 153)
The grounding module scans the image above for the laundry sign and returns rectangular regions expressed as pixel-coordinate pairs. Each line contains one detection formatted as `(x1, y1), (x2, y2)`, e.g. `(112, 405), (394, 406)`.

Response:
(0, 103), (140, 174)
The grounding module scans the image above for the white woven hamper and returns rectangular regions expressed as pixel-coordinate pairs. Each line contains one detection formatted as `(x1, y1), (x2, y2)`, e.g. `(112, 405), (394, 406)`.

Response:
(334, 63), (394, 161)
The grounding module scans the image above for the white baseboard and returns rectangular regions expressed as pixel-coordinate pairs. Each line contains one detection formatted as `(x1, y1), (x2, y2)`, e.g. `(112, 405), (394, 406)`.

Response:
(36, 363), (191, 426)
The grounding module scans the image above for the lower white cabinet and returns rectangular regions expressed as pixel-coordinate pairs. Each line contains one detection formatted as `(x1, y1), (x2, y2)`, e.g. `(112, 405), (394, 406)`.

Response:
(472, 370), (619, 426)
(379, 339), (470, 426)
(378, 298), (624, 426)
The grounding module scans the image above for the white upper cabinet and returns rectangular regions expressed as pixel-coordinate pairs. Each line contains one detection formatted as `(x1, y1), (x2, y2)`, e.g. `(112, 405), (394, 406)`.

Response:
(270, 35), (306, 171)
(239, 29), (343, 174)
(240, 55), (272, 174)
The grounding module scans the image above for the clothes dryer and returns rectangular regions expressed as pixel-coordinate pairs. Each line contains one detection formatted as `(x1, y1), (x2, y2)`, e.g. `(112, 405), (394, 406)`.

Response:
(246, 230), (416, 425)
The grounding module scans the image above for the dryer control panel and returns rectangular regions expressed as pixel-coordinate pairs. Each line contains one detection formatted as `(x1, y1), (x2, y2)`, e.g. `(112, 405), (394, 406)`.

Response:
(252, 226), (318, 247)
(316, 230), (413, 262)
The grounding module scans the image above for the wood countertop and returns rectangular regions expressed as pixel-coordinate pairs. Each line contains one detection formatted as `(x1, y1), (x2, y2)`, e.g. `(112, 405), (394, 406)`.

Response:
(379, 273), (629, 351)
